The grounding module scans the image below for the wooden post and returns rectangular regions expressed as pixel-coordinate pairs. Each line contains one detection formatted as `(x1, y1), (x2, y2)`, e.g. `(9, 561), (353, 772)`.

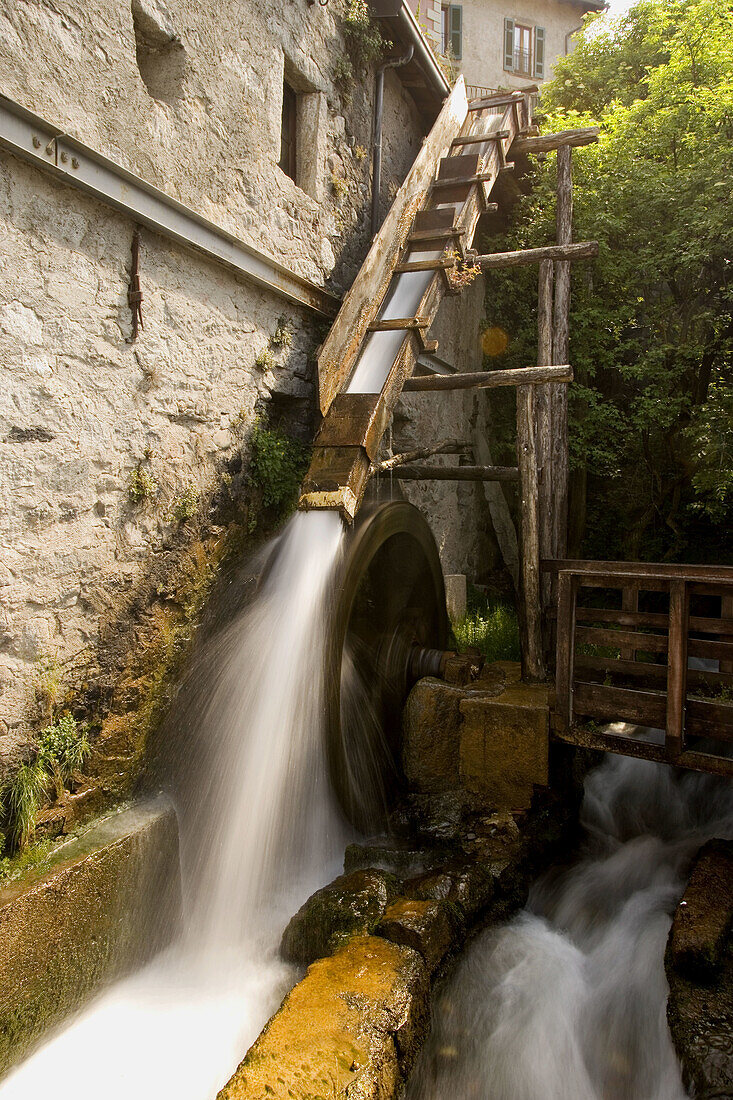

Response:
(517, 382), (545, 681)
(552, 144), (572, 560)
(555, 570), (578, 730)
(536, 259), (554, 641)
(666, 579), (689, 758)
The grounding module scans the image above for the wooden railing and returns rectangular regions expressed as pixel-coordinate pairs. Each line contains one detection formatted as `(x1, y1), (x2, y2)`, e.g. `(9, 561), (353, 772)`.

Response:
(544, 560), (733, 777)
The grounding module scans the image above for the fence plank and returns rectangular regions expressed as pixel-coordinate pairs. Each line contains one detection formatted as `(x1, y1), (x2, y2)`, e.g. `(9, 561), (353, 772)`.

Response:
(555, 571), (577, 729)
(666, 579), (689, 757)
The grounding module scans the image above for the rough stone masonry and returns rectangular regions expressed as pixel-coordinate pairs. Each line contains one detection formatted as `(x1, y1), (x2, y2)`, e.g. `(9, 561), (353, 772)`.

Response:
(0, 0), (499, 775)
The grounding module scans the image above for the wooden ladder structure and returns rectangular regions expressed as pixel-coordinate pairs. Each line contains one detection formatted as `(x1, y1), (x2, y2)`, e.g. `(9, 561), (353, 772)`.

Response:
(299, 78), (598, 681)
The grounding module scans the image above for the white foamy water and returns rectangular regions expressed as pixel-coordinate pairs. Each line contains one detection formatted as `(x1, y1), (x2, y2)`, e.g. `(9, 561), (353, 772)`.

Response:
(0, 510), (349, 1100)
(409, 755), (733, 1100)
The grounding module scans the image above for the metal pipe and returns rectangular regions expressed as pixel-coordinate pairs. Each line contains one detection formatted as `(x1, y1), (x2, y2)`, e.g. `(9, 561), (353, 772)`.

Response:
(371, 46), (413, 237)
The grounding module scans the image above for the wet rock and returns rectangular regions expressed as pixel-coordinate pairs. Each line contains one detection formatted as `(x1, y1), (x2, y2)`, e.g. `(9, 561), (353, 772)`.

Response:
(665, 838), (733, 1098)
(404, 861), (496, 923)
(344, 838), (452, 878)
(281, 868), (400, 967)
(218, 936), (430, 1100)
(669, 838), (733, 981)
(377, 898), (456, 975)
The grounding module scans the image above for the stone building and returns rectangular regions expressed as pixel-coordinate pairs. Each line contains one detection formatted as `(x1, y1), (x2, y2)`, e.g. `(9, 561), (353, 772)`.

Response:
(0, 1), (499, 752)
(402, 0), (603, 97)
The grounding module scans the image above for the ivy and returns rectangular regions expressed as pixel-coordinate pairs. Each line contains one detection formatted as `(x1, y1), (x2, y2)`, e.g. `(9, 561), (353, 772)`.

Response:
(249, 424), (311, 521)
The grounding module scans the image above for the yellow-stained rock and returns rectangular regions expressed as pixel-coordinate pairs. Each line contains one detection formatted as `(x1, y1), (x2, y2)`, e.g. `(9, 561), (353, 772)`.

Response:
(459, 681), (550, 811)
(377, 898), (455, 975)
(217, 935), (429, 1100)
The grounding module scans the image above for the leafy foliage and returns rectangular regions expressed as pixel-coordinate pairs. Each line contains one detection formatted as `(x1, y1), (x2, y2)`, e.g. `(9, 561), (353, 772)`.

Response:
(452, 593), (520, 663)
(483, 0), (733, 560)
(249, 424), (311, 519)
(343, 0), (386, 70)
(0, 715), (90, 851)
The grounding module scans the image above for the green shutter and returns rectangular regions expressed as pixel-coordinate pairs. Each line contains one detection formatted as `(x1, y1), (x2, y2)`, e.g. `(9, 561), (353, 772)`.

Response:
(450, 5), (462, 60)
(504, 18), (514, 72)
(534, 26), (545, 79)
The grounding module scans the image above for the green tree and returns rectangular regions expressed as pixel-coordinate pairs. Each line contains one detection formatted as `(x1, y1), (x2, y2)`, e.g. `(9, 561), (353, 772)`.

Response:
(483, 0), (733, 561)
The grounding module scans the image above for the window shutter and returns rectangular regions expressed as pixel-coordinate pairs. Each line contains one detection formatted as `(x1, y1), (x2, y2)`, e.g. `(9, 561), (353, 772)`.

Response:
(450, 5), (462, 60)
(504, 18), (514, 72)
(534, 26), (545, 79)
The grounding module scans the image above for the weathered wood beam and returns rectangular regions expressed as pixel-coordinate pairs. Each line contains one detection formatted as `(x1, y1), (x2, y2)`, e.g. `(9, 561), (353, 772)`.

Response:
(517, 374), (545, 680)
(393, 257), (455, 273)
(552, 144), (572, 560)
(451, 129), (510, 146)
(386, 464), (519, 482)
(402, 364), (572, 392)
(368, 317), (429, 331)
(369, 440), (471, 475)
(536, 258), (554, 648)
(316, 78), (469, 417)
(511, 127), (600, 155)
(476, 241), (598, 269)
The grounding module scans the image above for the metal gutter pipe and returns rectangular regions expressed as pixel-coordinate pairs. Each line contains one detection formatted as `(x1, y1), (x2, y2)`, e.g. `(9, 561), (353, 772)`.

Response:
(371, 45), (414, 237)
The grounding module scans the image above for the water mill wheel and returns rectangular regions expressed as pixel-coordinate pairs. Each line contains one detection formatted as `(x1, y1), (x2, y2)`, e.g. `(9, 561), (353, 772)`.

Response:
(327, 500), (449, 831)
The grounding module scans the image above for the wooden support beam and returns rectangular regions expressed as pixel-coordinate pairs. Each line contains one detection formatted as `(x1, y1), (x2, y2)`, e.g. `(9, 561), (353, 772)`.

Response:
(555, 571), (578, 728)
(368, 317), (429, 331)
(517, 379), (545, 681)
(394, 257), (455, 274)
(666, 579), (689, 758)
(536, 258), (554, 651)
(408, 226), (466, 243)
(476, 241), (598, 269)
(385, 464), (519, 482)
(451, 129), (510, 146)
(431, 172), (495, 189)
(369, 440), (471, 476)
(552, 144), (572, 560)
(511, 127), (600, 155)
(402, 364), (572, 392)
(468, 90), (536, 111)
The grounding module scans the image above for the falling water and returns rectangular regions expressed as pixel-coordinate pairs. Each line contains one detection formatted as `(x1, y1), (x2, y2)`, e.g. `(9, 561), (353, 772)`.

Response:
(408, 754), (733, 1100)
(0, 510), (349, 1100)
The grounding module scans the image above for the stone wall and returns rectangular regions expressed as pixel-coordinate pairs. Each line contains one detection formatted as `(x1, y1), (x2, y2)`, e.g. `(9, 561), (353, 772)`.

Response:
(0, 0), (498, 755)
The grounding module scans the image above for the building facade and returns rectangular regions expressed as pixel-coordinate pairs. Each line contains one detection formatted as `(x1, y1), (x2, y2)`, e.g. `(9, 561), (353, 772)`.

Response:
(407, 0), (603, 98)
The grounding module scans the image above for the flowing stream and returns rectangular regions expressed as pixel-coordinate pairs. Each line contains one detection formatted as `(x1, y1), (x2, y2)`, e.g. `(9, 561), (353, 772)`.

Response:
(408, 753), (733, 1100)
(0, 510), (349, 1100)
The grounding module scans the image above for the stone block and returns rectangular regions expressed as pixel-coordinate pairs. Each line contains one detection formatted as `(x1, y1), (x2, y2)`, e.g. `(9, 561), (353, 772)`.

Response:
(377, 898), (455, 974)
(0, 796), (181, 1077)
(280, 868), (399, 967)
(401, 677), (464, 792)
(459, 682), (550, 811)
(218, 935), (430, 1100)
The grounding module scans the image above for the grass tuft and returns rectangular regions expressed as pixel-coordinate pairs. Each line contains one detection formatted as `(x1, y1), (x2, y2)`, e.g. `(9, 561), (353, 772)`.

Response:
(451, 598), (520, 664)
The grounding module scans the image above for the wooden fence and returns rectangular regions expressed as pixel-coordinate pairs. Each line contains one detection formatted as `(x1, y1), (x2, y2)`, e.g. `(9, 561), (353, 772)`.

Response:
(543, 560), (733, 777)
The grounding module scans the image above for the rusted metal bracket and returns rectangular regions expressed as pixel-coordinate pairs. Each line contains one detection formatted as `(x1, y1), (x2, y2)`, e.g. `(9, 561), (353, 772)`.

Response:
(128, 229), (144, 341)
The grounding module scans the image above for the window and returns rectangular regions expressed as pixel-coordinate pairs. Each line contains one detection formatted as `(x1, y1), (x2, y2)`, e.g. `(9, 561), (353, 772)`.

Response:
(503, 18), (545, 79)
(279, 80), (297, 183)
(441, 4), (462, 60)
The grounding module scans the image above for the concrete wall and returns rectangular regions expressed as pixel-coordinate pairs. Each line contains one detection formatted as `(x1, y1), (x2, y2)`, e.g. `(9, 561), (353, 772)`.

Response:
(0, 0), (430, 741)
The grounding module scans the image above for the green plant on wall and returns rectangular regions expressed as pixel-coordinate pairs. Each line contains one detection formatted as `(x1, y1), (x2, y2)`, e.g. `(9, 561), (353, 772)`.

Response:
(0, 714), (90, 854)
(249, 423), (311, 524)
(169, 486), (199, 524)
(343, 0), (387, 69)
(270, 318), (293, 350)
(128, 465), (158, 505)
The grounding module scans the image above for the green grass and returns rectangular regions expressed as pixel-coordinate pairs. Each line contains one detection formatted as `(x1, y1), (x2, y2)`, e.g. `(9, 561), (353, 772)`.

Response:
(451, 598), (520, 664)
